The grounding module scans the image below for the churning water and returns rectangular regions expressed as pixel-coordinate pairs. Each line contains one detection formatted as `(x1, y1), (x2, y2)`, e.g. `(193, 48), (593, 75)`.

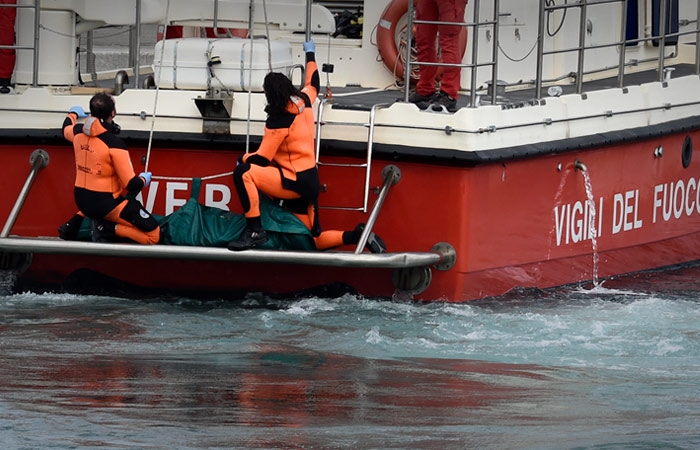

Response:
(2, 265), (700, 450)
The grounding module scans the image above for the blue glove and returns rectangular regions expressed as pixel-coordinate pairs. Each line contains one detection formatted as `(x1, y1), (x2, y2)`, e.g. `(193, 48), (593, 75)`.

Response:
(303, 40), (315, 53)
(139, 172), (152, 187)
(69, 105), (88, 118)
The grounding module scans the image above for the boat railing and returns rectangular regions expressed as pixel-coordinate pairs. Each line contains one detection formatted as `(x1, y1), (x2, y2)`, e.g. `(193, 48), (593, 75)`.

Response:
(535, 0), (700, 97)
(403, 0), (700, 106)
(0, 1), (40, 87)
(1, 149), (49, 238)
(354, 164), (399, 254)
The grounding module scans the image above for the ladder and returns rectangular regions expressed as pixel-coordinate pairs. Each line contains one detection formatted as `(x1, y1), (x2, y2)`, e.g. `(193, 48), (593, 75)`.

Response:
(314, 97), (390, 213)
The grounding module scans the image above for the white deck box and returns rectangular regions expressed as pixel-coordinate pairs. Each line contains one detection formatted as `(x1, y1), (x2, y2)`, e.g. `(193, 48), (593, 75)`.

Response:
(152, 38), (294, 91)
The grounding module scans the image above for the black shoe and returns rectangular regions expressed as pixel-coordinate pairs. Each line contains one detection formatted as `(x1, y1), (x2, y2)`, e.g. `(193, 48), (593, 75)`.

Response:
(58, 222), (79, 241)
(365, 231), (387, 254)
(430, 91), (458, 113)
(90, 219), (116, 243)
(355, 223), (387, 254)
(228, 228), (268, 251)
(58, 214), (85, 241)
(408, 90), (436, 110)
(0, 78), (10, 94)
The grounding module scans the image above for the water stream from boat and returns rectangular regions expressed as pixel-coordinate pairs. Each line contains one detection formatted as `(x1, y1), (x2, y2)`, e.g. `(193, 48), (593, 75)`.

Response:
(549, 165), (601, 286)
(581, 169), (600, 286)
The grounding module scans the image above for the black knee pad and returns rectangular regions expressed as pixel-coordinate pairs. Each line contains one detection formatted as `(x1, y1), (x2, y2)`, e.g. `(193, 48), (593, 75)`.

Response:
(119, 200), (159, 232)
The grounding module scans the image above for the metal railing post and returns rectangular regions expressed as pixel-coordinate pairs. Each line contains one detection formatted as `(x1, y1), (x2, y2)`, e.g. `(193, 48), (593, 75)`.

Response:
(354, 165), (401, 254)
(657, 0), (667, 82)
(305, 0), (312, 41)
(696, 0), (700, 74)
(404, 0), (414, 102)
(1, 150), (49, 238)
(616, 0), (628, 88)
(133, 0), (142, 87)
(535, 0), (546, 99)
(488, 0), (500, 106)
(575, 0), (588, 94)
(32, 0), (41, 86)
(469, 0), (480, 106)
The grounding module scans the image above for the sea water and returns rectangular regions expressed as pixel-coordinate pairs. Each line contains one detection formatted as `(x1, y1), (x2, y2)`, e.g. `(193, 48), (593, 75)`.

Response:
(1, 265), (700, 450)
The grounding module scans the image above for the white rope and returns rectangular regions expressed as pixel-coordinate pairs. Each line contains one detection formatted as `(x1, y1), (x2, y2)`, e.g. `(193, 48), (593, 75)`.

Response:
(262, 0), (272, 72)
(153, 171), (234, 182)
(245, 0), (273, 154)
(245, 0), (256, 154)
(144, 0), (171, 173)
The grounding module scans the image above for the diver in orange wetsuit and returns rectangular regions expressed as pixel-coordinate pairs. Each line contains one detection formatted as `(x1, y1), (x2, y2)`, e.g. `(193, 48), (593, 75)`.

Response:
(61, 93), (160, 244)
(228, 40), (385, 252)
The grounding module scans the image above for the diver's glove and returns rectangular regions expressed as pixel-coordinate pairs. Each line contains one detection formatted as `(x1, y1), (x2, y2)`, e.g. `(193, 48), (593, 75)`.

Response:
(139, 172), (152, 188)
(303, 39), (315, 53)
(69, 105), (88, 118)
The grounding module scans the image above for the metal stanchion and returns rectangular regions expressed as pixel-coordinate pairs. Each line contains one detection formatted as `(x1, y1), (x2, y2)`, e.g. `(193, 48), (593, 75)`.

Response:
(1, 149), (49, 238)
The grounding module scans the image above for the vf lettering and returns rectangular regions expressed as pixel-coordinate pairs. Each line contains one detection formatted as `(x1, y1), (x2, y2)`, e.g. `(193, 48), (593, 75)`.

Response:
(138, 181), (233, 215)
(553, 197), (603, 246)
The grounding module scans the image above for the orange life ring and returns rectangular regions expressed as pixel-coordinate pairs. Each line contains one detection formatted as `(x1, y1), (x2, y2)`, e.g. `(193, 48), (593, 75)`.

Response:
(377, 0), (468, 83)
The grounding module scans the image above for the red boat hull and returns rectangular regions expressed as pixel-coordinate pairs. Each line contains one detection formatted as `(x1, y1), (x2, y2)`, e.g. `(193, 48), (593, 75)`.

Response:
(3, 127), (700, 301)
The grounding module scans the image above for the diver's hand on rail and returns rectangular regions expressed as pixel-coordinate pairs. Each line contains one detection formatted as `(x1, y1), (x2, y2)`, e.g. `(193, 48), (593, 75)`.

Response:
(303, 40), (315, 54)
(139, 172), (152, 188)
(69, 106), (88, 118)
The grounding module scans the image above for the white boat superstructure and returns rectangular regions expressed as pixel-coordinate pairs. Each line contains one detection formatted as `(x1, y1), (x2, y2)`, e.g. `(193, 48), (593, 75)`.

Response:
(4, 1), (699, 154)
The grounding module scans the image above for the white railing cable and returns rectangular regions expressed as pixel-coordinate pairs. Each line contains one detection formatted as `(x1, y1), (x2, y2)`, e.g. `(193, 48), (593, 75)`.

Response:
(144, 0), (171, 173)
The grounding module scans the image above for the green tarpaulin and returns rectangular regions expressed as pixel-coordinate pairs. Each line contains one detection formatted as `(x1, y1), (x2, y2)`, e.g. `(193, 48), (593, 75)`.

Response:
(73, 178), (316, 250)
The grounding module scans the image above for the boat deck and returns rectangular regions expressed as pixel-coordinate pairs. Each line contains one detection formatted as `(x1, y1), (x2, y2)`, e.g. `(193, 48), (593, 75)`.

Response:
(325, 63), (700, 112)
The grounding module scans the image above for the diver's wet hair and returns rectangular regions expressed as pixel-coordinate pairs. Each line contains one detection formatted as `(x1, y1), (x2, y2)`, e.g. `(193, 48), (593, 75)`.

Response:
(263, 72), (301, 115)
(89, 92), (115, 120)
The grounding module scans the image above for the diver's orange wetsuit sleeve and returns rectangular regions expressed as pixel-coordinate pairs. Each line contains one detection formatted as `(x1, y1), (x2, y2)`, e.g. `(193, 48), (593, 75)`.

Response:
(110, 147), (137, 189)
(301, 58), (319, 104)
(63, 112), (78, 141)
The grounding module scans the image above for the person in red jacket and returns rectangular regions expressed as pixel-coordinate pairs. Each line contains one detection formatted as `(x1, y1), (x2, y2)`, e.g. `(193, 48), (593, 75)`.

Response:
(61, 93), (160, 244)
(228, 40), (385, 253)
(409, 0), (468, 112)
(0, 0), (17, 94)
